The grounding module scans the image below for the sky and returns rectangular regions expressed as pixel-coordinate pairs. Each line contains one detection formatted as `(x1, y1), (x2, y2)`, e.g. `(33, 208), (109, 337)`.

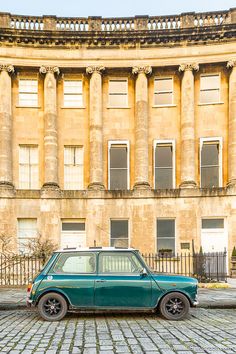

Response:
(0, 0), (236, 17)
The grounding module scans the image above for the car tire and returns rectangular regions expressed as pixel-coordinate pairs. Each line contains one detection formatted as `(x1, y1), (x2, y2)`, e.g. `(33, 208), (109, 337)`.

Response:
(159, 292), (190, 320)
(37, 292), (68, 321)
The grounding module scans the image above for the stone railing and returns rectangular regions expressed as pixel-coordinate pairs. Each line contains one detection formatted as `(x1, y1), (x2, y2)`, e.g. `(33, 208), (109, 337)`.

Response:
(0, 9), (235, 32)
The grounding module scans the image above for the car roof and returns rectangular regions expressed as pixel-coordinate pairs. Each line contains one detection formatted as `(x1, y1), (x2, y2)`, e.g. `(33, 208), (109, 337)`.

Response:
(54, 247), (138, 253)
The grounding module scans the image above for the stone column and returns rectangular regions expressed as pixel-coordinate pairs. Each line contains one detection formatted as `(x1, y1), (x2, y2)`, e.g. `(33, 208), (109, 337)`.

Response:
(86, 66), (105, 190)
(0, 64), (14, 189)
(227, 60), (236, 186)
(39, 66), (60, 189)
(179, 63), (199, 188)
(132, 66), (152, 189)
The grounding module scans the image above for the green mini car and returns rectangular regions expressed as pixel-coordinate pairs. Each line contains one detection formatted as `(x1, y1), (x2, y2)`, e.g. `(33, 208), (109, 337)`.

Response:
(27, 247), (198, 321)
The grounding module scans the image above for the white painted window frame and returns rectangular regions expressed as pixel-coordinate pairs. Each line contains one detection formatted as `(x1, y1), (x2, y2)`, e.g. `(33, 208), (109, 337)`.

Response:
(63, 79), (83, 108)
(199, 73), (221, 104)
(153, 139), (176, 189)
(156, 218), (176, 254)
(18, 145), (39, 189)
(200, 137), (223, 188)
(18, 78), (38, 107)
(108, 78), (128, 108)
(153, 77), (174, 106)
(64, 145), (84, 190)
(108, 140), (130, 190)
(109, 218), (130, 248)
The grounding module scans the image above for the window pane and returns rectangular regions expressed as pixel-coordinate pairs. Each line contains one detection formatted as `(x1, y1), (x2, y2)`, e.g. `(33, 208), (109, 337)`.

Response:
(201, 75), (220, 90)
(202, 219), (224, 229)
(64, 81), (82, 94)
(53, 253), (95, 274)
(155, 145), (172, 167)
(109, 80), (127, 94)
(157, 219), (175, 238)
(111, 220), (128, 240)
(155, 168), (173, 189)
(19, 93), (38, 106)
(109, 94), (127, 107)
(19, 80), (37, 93)
(110, 169), (127, 189)
(201, 144), (219, 166)
(201, 166), (219, 188)
(157, 238), (175, 252)
(110, 147), (127, 168)
(62, 222), (85, 231)
(111, 238), (129, 248)
(200, 89), (220, 104)
(154, 78), (172, 92)
(99, 253), (141, 273)
(154, 92), (172, 105)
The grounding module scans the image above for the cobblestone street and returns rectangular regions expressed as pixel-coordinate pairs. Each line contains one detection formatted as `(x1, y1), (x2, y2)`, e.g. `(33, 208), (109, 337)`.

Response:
(0, 309), (236, 353)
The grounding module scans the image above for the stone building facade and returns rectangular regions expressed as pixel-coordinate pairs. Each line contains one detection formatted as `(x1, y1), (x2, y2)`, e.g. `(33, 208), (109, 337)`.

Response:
(0, 9), (236, 265)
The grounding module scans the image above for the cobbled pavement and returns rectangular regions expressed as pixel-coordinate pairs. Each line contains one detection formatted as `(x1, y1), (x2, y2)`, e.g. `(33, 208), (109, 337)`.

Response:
(0, 308), (236, 353)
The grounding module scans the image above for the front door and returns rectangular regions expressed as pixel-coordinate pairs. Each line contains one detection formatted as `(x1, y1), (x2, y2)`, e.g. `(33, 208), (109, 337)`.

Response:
(95, 251), (152, 308)
(61, 221), (86, 249)
(201, 219), (227, 253)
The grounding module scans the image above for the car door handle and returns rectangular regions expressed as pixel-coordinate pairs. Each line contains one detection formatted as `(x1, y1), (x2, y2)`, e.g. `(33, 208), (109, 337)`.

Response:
(95, 279), (106, 283)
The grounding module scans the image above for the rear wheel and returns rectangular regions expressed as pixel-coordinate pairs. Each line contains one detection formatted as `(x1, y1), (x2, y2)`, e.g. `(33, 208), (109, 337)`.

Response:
(38, 292), (68, 321)
(159, 292), (190, 320)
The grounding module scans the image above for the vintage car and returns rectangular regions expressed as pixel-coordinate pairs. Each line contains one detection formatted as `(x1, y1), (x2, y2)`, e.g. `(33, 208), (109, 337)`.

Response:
(27, 248), (198, 321)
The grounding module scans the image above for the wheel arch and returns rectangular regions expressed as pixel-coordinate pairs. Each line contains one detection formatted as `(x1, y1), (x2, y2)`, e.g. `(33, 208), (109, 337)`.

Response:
(35, 289), (71, 307)
(156, 290), (193, 309)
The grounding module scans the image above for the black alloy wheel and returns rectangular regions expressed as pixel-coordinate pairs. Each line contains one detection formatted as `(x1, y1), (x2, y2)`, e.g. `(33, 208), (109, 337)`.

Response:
(38, 292), (68, 321)
(159, 292), (190, 320)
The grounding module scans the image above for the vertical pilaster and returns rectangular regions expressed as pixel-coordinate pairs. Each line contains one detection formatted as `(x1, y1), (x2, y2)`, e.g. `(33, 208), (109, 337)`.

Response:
(132, 66), (152, 189)
(227, 60), (236, 186)
(0, 64), (14, 190)
(39, 66), (60, 189)
(179, 63), (199, 188)
(86, 66), (105, 190)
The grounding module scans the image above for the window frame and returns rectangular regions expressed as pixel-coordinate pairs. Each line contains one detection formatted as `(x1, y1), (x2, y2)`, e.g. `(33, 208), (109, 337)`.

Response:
(64, 145), (84, 190)
(156, 218), (176, 254)
(108, 140), (130, 190)
(18, 78), (38, 107)
(50, 252), (97, 275)
(199, 73), (221, 105)
(108, 78), (128, 108)
(153, 139), (176, 189)
(153, 77), (174, 107)
(18, 144), (39, 189)
(98, 251), (142, 275)
(200, 137), (223, 188)
(63, 79), (83, 108)
(110, 219), (130, 248)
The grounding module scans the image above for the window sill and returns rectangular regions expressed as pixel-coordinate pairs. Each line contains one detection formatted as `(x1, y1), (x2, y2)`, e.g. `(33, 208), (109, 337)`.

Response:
(107, 106), (131, 109)
(152, 104), (177, 108)
(198, 102), (224, 106)
(15, 105), (41, 109)
(61, 106), (86, 109)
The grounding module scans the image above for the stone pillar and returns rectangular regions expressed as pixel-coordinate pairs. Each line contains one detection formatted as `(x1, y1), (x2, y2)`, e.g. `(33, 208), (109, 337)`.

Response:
(132, 66), (152, 189)
(86, 66), (105, 190)
(39, 66), (60, 189)
(0, 64), (14, 189)
(227, 60), (236, 186)
(179, 63), (199, 188)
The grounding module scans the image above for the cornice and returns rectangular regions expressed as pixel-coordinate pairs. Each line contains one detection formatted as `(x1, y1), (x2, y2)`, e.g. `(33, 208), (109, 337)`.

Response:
(1, 24), (236, 48)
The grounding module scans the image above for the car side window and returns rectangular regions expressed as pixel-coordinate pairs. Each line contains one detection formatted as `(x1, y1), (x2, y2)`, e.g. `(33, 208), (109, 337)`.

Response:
(98, 252), (143, 274)
(51, 252), (96, 274)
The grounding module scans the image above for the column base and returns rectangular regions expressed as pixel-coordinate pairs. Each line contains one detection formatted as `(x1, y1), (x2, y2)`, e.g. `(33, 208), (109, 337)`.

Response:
(41, 182), (61, 198)
(179, 180), (197, 189)
(0, 181), (15, 197)
(88, 182), (105, 191)
(227, 179), (236, 188)
(133, 181), (151, 190)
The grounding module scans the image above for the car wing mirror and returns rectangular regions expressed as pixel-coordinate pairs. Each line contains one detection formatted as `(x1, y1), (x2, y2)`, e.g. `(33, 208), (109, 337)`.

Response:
(140, 268), (147, 276)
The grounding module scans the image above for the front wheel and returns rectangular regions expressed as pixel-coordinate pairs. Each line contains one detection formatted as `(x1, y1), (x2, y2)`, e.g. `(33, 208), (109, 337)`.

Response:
(37, 292), (68, 321)
(159, 292), (190, 320)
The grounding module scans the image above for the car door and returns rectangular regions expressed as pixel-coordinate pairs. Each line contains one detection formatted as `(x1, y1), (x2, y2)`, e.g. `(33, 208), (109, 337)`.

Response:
(95, 251), (152, 308)
(45, 251), (96, 308)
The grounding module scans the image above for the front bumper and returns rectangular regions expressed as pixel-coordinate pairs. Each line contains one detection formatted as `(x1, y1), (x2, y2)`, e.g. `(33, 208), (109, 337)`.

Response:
(26, 299), (34, 308)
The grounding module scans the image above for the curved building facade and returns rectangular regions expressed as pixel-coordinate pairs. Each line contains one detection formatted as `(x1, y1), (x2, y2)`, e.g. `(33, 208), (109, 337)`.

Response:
(0, 9), (236, 263)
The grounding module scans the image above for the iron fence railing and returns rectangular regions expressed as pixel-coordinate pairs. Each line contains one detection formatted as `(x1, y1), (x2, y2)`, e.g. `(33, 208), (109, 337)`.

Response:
(0, 251), (227, 286)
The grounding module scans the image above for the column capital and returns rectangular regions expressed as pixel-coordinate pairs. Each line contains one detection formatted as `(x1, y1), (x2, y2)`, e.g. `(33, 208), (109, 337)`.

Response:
(179, 63), (199, 72)
(132, 66), (152, 75)
(86, 66), (105, 75)
(0, 64), (14, 75)
(39, 66), (60, 76)
(227, 59), (236, 69)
